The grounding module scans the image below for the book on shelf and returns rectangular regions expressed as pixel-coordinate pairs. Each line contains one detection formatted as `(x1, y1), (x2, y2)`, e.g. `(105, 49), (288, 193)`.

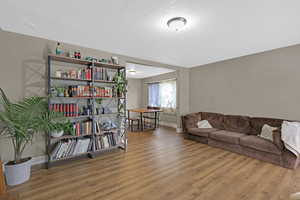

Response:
(95, 132), (119, 151)
(50, 138), (92, 160)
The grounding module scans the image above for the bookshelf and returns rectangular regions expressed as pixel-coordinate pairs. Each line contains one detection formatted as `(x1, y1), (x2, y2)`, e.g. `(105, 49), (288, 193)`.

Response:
(46, 54), (127, 168)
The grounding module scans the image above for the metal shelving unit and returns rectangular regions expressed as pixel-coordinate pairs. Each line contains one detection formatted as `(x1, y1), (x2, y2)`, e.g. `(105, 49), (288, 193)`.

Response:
(46, 54), (127, 168)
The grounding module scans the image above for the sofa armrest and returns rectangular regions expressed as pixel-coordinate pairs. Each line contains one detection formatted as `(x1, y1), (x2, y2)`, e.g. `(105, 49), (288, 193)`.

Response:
(181, 116), (188, 133)
(181, 113), (202, 133)
(272, 129), (284, 151)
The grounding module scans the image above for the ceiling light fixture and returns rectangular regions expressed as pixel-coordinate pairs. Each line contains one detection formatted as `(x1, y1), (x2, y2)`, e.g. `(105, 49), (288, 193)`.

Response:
(128, 69), (137, 75)
(167, 17), (187, 31)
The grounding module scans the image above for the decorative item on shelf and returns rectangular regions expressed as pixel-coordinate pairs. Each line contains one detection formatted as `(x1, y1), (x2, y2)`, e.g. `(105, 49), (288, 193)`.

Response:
(0, 88), (67, 186)
(55, 70), (62, 78)
(51, 130), (64, 138)
(55, 42), (63, 55)
(100, 121), (117, 131)
(111, 56), (119, 65)
(74, 51), (81, 59)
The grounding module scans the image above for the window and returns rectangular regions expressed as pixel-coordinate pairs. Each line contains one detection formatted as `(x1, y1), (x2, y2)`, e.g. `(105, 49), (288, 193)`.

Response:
(148, 80), (176, 111)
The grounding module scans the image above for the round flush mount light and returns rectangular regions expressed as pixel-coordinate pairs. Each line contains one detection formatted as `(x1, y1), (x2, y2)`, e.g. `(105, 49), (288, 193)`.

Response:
(128, 69), (137, 75)
(167, 17), (187, 31)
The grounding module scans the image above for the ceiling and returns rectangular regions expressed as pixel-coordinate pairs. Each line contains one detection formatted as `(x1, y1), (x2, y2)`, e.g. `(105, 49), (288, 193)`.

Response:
(126, 63), (175, 79)
(1, 0), (300, 67)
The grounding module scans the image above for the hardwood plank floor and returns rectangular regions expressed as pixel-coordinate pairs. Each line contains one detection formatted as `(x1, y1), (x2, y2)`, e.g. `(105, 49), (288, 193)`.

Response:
(6, 127), (300, 200)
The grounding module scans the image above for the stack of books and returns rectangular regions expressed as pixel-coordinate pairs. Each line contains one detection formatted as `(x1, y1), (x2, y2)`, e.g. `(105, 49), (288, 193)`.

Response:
(95, 133), (119, 151)
(50, 138), (92, 160)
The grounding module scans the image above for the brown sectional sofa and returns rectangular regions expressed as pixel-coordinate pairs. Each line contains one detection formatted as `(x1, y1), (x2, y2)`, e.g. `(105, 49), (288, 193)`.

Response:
(182, 112), (300, 169)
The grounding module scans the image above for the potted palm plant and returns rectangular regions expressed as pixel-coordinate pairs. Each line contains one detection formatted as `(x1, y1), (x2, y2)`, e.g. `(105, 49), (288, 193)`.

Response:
(0, 88), (66, 186)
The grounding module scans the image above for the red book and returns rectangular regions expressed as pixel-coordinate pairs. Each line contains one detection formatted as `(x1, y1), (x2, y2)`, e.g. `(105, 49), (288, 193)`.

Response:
(69, 104), (72, 117)
(66, 104), (69, 117)
(54, 104), (58, 112)
(71, 103), (75, 117)
(59, 104), (63, 113)
(76, 104), (79, 116)
(87, 69), (91, 80)
(49, 104), (53, 111)
(63, 104), (66, 116)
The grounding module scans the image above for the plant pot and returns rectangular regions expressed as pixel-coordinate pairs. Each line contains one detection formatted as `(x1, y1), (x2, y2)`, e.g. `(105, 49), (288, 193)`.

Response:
(5, 157), (32, 186)
(51, 130), (64, 138)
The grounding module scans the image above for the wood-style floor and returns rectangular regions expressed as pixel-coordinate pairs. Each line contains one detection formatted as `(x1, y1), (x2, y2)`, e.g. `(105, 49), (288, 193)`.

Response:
(7, 127), (300, 200)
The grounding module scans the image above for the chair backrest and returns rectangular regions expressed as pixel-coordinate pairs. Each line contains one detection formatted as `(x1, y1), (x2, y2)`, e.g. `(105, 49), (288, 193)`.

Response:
(147, 106), (160, 110)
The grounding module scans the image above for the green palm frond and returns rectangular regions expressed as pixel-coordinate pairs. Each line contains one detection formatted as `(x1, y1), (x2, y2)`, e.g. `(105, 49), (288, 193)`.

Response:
(0, 88), (70, 164)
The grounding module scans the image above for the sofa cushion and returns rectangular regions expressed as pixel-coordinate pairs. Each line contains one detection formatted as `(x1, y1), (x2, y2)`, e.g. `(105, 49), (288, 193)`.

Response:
(183, 113), (202, 130)
(209, 130), (246, 144)
(200, 112), (224, 129)
(187, 128), (219, 137)
(240, 135), (281, 155)
(250, 117), (284, 135)
(223, 115), (251, 134)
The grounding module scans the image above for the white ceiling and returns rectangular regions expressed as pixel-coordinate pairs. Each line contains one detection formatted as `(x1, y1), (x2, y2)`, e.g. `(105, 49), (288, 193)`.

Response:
(1, 0), (300, 67)
(126, 63), (174, 79)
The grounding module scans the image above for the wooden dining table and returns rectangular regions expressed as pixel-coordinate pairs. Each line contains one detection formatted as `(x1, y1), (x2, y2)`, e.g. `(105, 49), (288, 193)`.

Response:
(127, 108), (162, 131)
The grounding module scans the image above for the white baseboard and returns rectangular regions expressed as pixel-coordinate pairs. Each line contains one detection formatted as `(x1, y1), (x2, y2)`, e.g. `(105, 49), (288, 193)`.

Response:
(159, 121), (177, 129)
(31, 155), (47, 166)
(176, 128), (183, 133)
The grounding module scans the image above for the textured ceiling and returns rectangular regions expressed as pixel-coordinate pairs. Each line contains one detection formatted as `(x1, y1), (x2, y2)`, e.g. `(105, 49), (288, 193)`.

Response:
(1, 0), (300, 67)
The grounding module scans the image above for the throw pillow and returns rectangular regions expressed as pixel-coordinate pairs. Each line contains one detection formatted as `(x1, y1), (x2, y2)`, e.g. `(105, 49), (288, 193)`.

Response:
(197, 120), (213, 129)
(260, 124), (277, 141)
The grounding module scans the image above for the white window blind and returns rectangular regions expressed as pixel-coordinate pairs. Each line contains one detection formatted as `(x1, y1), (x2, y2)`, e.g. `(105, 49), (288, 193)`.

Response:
(148, 80), (176, 111)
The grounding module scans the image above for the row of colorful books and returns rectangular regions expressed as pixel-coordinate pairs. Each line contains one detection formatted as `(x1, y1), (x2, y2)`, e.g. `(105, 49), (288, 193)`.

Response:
(50, 104), (94, 117)
(50, 138), (92, 160)
(95, 133), (119, 151)
(53, 85), (114, 98)
(50, 103), (79, 117)
(74, 121), (93, 136)
(55, 68), (92, 80)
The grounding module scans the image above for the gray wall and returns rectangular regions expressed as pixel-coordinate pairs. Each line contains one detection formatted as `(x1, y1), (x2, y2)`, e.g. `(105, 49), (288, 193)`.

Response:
(190, 44), (300, 120)
(127, 78), (142, 110)
(0, 30), (178, 162)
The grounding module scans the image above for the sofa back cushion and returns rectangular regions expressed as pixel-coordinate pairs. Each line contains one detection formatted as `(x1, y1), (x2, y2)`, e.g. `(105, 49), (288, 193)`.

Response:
(250, 117), (284, 135)
(223, 115), (251, 134)
(200, 112), (224, 129)
(183, 112), (202, 130)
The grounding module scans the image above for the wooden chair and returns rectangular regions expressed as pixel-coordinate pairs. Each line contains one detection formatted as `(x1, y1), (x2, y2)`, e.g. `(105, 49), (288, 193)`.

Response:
(127, 110), (140, 132)
(143, 106), (160, 129)
(127, 118), (140, 132)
